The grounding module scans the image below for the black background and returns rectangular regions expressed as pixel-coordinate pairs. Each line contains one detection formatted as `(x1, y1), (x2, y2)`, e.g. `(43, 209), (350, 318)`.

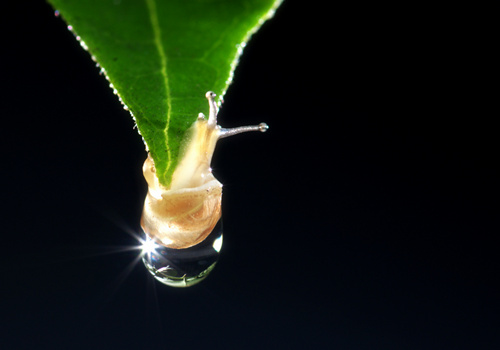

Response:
(2, 1), (498, 349)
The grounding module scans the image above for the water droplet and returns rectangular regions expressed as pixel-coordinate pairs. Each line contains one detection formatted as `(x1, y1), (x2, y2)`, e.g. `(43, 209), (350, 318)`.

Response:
(79, 40), (88, 51)
(235, 43), (244, 55)
(142, 219), (222, 287)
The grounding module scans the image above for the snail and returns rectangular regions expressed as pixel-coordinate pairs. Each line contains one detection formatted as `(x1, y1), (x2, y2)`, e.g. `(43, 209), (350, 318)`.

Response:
(141, 91), (268, 249)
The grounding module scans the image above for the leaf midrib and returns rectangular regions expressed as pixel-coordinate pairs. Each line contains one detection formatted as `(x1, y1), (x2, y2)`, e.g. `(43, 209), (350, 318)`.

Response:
(145, 0), (172, 178)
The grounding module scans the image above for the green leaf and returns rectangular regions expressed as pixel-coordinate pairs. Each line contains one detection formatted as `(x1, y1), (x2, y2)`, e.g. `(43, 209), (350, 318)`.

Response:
(48, 0), (282, 187)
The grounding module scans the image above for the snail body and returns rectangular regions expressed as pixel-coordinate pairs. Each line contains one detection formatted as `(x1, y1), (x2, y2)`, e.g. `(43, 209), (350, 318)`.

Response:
(141, 92), (267, 249)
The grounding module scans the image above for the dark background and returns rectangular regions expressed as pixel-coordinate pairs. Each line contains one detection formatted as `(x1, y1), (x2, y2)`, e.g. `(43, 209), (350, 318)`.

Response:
(2, 1), (498, 349)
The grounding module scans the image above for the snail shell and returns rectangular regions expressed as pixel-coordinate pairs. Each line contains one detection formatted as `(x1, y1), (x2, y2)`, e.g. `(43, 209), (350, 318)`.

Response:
(141, 92), (268, 249)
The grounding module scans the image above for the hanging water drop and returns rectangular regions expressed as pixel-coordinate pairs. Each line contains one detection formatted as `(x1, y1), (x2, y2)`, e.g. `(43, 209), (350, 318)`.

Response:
(142, 219), (223, 287)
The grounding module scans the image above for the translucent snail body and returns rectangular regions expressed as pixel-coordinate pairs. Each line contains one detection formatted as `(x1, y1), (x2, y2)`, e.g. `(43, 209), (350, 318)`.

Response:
(141, 92), (268, 249)
(141, 153), (222, 249)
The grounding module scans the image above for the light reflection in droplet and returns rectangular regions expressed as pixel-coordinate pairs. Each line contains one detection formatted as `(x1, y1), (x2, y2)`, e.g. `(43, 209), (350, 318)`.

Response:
(213, 235), (223, 253)
(142, 219), (223, 287)
(141, 238), (158, 254)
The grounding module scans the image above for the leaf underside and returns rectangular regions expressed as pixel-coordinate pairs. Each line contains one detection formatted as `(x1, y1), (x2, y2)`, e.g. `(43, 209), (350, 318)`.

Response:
(48, 0), (282, 186)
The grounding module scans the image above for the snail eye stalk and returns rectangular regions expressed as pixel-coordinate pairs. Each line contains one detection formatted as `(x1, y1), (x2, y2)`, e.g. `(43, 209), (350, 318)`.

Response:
(140, 91), (267, 287)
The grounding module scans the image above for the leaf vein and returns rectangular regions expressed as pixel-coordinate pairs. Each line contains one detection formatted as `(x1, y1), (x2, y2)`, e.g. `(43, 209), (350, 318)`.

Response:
(145, 0), (172, 176)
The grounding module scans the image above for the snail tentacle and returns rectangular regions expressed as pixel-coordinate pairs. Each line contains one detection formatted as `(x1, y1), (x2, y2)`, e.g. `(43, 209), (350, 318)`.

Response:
(205, 91), (218, 128)
(219, 122), (269, 139)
